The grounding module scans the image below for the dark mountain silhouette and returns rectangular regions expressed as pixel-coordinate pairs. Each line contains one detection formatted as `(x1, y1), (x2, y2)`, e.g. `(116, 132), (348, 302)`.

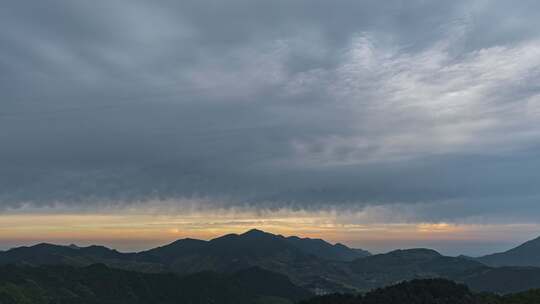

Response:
(348, 248), (540, 294)
(476, 236), (540, 267)
(2, 230), (540, 294)
(139, 238), (207, 265)
(349, 248), (489, 290)
(140, 229), (368, 264)
(0, 230), (369, 267)
(352, 248), (488, 276)
(284, 235), (370, 261)
(0, 243), (164, 272)
(138, 229), (357, 292)
(0, 230), (363, 292)
(0, 243), (128, 264)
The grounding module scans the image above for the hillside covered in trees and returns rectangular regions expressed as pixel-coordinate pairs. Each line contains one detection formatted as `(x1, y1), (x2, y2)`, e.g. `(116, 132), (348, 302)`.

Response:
(299, 279), (540, 304)
(2, 264), (540, 304)
(0, 264), (310, 304)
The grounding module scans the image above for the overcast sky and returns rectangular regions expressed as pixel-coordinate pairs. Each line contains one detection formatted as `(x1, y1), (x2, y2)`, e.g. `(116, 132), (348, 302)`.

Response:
(1, 0), (540, 254)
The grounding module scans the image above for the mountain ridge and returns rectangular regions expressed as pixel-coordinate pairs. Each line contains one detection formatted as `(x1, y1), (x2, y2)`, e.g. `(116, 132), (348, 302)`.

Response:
(476, 236), (540, 267)
(2, 230), (540, 294)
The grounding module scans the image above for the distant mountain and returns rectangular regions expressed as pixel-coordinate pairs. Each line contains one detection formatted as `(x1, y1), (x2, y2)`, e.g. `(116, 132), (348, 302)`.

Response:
(352, 248), (485, 274)
(284, 235), (370, 261)
(141, 238), (207, 261)
(348, 248), (540, 293)
(0, 230), (364, 293)
(349, 248), (489, 290)
(3, 230), (540, 294)
(0, 243), (164, 272)
(0, 263), (311, 304)
(141, 229), (369, 263)
(0, 229), (368, 270)
(139, 229), (357, 292)
(477, 236), (540, 267)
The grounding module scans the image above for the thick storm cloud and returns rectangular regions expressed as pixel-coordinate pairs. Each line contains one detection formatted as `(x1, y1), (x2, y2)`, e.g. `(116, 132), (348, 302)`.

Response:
(1, 0), (540, 222)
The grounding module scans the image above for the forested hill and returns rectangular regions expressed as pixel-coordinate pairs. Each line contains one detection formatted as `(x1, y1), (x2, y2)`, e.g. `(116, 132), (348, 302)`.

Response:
(476, 236), (540, 267)
(2, 264), (540, 304)
(0, 264), (311, 304)
(299, 279), (540, 304)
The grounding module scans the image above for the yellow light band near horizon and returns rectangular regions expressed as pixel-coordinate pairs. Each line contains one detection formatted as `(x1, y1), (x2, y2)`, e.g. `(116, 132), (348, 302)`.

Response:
(1, 211), (539, 253)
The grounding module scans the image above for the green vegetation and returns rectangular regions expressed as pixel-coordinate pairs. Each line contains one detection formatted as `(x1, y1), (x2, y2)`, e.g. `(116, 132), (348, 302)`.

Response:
(0, 264), (310, 304)
(2, 264), (540, 304)
(300, 279), (540, 304)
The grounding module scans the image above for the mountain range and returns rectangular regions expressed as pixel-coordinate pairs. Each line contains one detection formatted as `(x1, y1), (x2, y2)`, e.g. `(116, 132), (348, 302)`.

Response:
(2, 229), (540, 295)
(475, 236), (540, 267)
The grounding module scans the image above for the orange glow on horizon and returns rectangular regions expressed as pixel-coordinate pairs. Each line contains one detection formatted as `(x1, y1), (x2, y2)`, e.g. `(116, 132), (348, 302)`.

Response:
(2, 210), (540, 253)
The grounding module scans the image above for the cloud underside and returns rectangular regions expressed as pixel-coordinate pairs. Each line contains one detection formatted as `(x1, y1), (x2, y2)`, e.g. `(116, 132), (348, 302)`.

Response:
(1, 0), (540, 223)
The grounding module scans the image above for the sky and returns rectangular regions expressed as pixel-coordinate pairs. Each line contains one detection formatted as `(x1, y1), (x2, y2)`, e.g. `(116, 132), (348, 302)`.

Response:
(1, 0), (540, 256)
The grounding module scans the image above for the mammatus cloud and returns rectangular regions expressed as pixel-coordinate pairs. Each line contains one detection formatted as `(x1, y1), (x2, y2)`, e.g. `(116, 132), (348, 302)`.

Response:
(1, 0), (540, 226)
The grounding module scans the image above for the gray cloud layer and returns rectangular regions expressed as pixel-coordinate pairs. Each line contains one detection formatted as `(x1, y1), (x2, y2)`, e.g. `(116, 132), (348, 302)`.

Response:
(2, 0), (540, 222)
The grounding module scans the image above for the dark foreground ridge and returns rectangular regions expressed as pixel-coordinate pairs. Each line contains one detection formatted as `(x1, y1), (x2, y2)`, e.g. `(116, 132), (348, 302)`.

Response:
(2, 266), (540, 304)
(0, 264), (311, 304)
(300, 279), (540, 304)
